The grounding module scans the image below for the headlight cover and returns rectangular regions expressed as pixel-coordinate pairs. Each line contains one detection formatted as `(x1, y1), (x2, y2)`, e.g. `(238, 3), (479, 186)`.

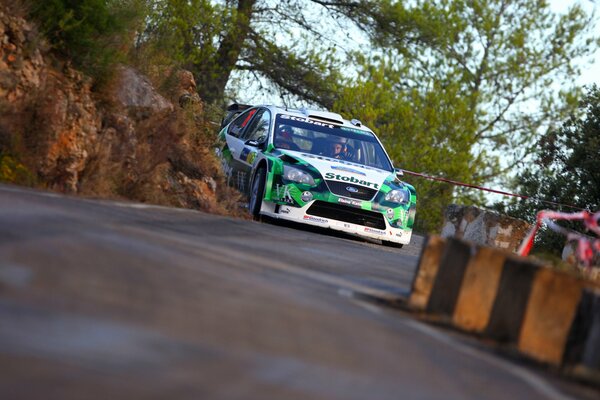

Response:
(385, 188), (410, 204)
(283, 166), (315, 186)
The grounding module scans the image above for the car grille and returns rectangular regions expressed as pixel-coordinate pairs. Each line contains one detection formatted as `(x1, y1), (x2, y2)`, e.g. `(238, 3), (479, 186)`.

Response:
(325, 180), (377, 201)
(307, 201), (386, 230)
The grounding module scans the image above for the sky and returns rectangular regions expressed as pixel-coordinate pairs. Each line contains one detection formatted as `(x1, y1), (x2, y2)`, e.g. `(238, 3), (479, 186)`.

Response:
(550, 0), (599, 87)
(233, 0), (600, 105)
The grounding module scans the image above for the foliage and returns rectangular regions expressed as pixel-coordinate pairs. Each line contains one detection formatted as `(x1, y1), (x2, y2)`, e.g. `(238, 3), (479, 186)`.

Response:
(29, 0), (145, 82)
(335, 58), (481, 231)
(333, 0), (598, 232)
(0, 152), (36, 186)
(14, 0), (600, 232)
(501, 85), (600, 255)
(137, 0), (354, 105)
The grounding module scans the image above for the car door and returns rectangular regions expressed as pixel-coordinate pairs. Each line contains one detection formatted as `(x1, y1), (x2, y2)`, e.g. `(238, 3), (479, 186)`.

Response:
(220, 108), (257, 190)
(239, 107), (271, 166)
(222, 108), (264, 193)
(234, 108), (271, 193)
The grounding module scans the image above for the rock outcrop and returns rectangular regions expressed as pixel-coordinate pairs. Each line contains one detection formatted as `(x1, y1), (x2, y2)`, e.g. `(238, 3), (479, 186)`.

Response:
(34, 68), (101, 192)
(114, 66), (173, 116)
(0, 5), (244, 217)
(0, 8), (45, 108)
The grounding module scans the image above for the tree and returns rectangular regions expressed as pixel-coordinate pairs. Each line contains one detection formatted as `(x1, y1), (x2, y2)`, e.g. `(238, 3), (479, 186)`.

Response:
(30, 0), (145, 82)
(503, 85), (600, 254)
(139, 0), (368, 105)
(335, 58), (482, 230)
(333, 0), (598, 231)
(137, 1), (597, 232)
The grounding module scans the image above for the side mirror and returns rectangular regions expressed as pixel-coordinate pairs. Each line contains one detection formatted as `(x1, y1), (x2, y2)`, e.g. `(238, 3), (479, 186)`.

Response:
(245, 135), (267, 148)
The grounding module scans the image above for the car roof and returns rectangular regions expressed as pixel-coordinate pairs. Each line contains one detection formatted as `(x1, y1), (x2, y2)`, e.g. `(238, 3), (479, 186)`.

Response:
(259, 105), (374, 134)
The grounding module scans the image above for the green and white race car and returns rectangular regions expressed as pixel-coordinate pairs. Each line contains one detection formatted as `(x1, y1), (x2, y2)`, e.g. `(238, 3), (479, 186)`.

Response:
(216, 104), (417, 247)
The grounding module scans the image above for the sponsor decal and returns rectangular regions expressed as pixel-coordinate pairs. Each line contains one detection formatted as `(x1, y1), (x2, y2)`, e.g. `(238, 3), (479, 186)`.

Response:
(247, 152), (257, 164)
(343, 223), (352, 229)
(396, 208), (407, 225)
(364, 227), (386, 236)
(324, 172), (379, 189)
(280, 114), (335, 129)
(330, 165), (366, 176)
(236, 171), (247, 192)
(221, 160), (234, 185)
(303, 215), (328, 224)
(340, 126), (374, 136)
(395, 232), (403, 238)
(274, 184), (294, 204)
(338, 197), (362, 207)
(240, 147), (250, 161)
(386, 208), (395, 219)
(279, 206), (291, 214)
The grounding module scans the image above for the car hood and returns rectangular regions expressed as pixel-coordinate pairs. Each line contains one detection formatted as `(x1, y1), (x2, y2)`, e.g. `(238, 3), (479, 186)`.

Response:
(285, 151), (393, 190)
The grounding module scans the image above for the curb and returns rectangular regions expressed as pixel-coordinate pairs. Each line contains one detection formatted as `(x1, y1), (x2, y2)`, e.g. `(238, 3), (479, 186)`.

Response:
(408, 235), (600, 382)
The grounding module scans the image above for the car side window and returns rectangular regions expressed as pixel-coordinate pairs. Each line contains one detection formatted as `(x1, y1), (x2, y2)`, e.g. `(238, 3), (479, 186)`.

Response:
(228, 108), (258, 138)
(242, 109), (270, 142)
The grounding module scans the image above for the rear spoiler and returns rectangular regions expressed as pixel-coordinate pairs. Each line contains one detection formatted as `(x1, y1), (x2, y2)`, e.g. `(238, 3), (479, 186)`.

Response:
(221, 103), (253, 129)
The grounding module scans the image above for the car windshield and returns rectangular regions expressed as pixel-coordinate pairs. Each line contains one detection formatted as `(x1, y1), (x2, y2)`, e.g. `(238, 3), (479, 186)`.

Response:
(273, 115), (393, 171)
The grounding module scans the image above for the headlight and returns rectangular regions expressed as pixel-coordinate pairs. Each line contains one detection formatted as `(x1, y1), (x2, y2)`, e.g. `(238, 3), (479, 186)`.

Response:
(283, 166), (315, 185)
(385, 188), (410, 204)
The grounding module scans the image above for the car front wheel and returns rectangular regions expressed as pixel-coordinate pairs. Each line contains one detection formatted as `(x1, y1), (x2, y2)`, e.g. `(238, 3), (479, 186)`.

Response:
(249, 167), (266, 220)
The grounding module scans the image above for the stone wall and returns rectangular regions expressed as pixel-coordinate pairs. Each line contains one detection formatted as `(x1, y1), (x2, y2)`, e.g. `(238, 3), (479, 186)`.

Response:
(441, 204), (531, 252)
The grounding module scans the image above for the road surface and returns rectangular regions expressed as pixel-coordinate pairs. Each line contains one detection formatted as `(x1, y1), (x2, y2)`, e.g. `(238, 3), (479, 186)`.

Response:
(0, 184), (597, 399)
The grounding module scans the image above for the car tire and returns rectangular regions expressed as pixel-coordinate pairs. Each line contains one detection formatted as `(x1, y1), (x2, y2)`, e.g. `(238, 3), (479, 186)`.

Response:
(383, 241), (403, 249)
(249, 167), (266, 220)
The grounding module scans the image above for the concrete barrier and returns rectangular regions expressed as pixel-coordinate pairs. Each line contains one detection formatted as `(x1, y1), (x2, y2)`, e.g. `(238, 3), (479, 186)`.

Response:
(563, 288), (600, 379)
(518, 268), (584, 364)
(483, 257), (540, 343)
(452, 247), (508, 333)
(441, 205), (531, 252)
(426, 238), (472, 316)
(409, 235), (600, 380)
(408, 235), (447, 311)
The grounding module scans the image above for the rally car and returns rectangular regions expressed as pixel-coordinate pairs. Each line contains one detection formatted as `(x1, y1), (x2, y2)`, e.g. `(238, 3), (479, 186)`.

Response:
(216, 104), (417, 247)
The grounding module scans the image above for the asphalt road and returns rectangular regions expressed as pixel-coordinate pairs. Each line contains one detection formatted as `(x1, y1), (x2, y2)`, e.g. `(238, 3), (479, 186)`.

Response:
(0, 184), (597, 399)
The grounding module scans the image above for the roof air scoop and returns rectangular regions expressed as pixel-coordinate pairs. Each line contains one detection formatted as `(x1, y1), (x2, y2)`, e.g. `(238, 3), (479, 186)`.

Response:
(299, 108), (345, 125)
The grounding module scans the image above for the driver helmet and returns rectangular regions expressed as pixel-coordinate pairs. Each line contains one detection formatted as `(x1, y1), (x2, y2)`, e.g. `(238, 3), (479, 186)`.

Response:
(278, 125), (294, 140)
(275, 125), (296, 149)
(328, 136), (347, 157)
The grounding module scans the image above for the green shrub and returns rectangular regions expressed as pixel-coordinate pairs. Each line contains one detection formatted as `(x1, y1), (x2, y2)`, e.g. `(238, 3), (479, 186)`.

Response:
(29, 0), (145, 83)
(0, 152), (36, 186)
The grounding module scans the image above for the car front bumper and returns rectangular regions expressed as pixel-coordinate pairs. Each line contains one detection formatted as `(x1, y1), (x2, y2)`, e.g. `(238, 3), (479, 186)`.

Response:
(260, 200), (412, 245)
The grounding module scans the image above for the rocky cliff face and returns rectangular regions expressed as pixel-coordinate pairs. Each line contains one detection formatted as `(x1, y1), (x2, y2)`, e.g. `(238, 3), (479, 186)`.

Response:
(0, 6), (244, 216)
